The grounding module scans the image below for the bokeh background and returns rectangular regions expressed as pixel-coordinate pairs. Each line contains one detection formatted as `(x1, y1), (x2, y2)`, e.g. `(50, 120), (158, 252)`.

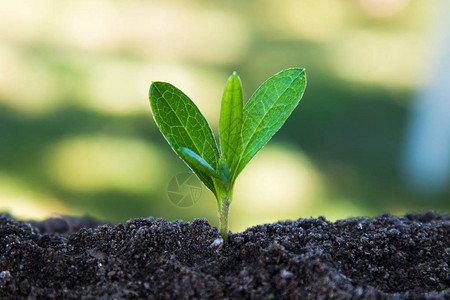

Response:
(1, 0), (449, 232)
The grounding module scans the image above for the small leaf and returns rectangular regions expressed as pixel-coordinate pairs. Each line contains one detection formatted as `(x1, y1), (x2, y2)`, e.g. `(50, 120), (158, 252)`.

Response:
(179, 147), (221, 180)
(219, 72), (243, 175)
(149, 82), (220, 192)
(236, 68), (306, 176)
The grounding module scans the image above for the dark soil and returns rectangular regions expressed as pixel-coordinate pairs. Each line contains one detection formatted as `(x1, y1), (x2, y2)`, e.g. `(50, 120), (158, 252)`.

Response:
(0, 212), (448, 299)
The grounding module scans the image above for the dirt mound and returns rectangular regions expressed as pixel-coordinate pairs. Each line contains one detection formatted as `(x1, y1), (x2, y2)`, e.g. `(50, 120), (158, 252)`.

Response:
(0, 212), (448, 299)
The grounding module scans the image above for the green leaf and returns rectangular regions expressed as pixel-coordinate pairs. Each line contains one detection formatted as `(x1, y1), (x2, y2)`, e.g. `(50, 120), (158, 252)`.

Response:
(179, 147), (221, 180)
(219, 72), (243, 174)
(149, 82), (220, 192)
(236, 68), (306, 177)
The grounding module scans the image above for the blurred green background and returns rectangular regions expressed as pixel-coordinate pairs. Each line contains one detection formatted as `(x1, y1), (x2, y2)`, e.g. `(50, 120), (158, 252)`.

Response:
(0, 0), (448, 232)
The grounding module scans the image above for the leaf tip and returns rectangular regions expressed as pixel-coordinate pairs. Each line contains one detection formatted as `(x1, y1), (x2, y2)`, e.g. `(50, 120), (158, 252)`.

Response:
(229, 71), (241, 81)
(149, 81), (166, 99)
(149, 81), (157, 93)
(148, 82), (154, 99)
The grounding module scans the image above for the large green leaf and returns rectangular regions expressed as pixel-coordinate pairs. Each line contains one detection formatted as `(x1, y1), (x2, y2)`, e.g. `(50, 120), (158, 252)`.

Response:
(149, 82), (220, 192)
(219, 72), (243, 175)
(236, 68), (306, 177)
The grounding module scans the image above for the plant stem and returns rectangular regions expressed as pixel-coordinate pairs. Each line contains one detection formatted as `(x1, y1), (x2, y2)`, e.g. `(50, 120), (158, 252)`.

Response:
(219, 194), (231, 243)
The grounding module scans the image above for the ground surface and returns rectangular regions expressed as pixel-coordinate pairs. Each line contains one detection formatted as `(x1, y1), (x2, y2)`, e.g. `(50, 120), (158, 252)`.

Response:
(0, 212), (448, 299)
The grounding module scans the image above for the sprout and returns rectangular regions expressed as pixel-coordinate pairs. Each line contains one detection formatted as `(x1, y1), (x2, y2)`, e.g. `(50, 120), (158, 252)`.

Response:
(149, 68), (307, 242)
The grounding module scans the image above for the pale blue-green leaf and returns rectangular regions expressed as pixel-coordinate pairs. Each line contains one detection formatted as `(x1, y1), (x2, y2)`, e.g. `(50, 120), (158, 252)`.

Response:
(179, 147), (221, 180)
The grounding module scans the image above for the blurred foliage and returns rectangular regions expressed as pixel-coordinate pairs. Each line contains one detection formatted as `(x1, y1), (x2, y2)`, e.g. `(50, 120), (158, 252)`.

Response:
(0, 0), (448, 232)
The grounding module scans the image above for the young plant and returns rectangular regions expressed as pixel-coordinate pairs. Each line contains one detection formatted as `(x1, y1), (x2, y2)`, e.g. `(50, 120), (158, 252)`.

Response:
(149, 68), (306, 242)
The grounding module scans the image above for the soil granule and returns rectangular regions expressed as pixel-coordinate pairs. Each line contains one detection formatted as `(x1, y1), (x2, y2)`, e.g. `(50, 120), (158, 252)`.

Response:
(0, 211), (448, 299)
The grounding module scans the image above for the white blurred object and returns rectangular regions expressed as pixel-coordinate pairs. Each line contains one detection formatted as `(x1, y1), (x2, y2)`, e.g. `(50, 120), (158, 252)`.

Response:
(402, 0), (450, 194)
(358, 0), (410, 17)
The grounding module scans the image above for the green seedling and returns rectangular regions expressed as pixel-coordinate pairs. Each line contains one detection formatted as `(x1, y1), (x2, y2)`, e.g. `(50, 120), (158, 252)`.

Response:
(149, 68), (306, 242)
